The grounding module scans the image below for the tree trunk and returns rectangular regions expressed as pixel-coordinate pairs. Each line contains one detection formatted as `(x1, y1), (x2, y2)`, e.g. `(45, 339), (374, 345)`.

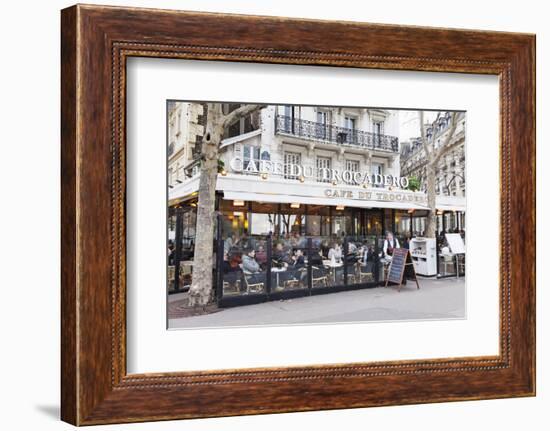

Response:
(187, 105), (223, 307)
(425, 161), (437, 238)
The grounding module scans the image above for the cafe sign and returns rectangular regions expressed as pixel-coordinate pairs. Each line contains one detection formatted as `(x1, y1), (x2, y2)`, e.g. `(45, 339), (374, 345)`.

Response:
(229, 157), (411, 189)
(324, 188), (427, 204)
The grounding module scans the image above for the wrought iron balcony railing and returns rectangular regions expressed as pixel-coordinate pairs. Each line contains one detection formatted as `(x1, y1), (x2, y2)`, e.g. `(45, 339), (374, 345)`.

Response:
(275, 115), (399, 152)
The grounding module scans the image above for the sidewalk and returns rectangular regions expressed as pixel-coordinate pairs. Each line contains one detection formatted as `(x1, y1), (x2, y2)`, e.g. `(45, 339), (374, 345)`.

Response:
(168, 276), (465, 329)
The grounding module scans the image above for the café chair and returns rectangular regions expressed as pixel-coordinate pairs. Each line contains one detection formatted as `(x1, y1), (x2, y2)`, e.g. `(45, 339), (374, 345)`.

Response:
(180, 264), (192, 289)
(440, 253), (455, 276)
(243, 270), (264, 294)
(358, 262), (375, 283)
(311, 266), (328, 287)
(222, 273), (241, 295)
(284, 267), (306, 289)
(345, 263), (358, 284)
(167, 265), (176, 292)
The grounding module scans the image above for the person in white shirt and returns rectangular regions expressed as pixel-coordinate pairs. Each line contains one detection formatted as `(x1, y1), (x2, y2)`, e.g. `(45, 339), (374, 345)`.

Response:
(327, 242), (342, 262)
(383, 231), (400, 257)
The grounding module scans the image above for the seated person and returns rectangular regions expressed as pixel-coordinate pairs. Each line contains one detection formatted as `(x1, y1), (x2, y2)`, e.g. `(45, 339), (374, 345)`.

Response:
(290, 232), (307, 249)
(327, 242), (343, 263)
(345, 243), (358, 263)
(290, 248), (305, 268)
(309, 249), (324, 266)
(222, 252), (242, 289)
(242, 249), (261, 273)
(228, 251), (242, 271)
(277, 248), (305, 287)
(272, 242), (293, 268)
(241, 248), (265, 287)
(255, 244), (268, 268)
(320, 240), (330, 258)
(362, 244), (375, 264)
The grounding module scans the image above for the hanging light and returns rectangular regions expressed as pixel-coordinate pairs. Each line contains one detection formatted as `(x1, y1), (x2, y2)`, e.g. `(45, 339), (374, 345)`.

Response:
(290, 203), (300, 209)
(299, 176), (305, 183)
(336, 205), (345, 211)
(332, 179), (338, 186)
(220, 169), (227, 176)
(261, 172), (268, 180)
(233, 200), (245, 207)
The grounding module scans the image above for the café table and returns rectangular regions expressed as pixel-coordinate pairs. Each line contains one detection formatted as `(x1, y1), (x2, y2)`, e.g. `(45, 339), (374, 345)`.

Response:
(271, 266), (287, 289)
(322, 260), (343, 284)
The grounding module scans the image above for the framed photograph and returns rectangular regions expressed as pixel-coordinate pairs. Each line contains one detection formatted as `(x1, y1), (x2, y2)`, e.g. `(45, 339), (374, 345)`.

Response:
(61, 4), (536, 425)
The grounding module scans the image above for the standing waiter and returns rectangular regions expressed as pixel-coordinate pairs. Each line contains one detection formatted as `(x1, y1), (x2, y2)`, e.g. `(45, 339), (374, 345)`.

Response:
(383, 231), (400, 257)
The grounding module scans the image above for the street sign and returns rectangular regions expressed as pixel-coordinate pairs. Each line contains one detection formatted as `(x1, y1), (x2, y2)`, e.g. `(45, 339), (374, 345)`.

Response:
(385, 248), (420, 291)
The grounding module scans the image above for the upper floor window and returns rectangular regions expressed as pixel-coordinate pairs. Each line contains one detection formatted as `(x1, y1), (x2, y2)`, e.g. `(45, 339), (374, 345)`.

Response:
(316, 156), (332, 183)
(243, 145), (261, 164)
(371, 162), (384, 188)
(284, 151), (301, 180)
(373, 121), (384, 135)
(168, 168), (174, 185)
(344, 116), (356, 130)
(344, 116), (358, 144)
(224, 104), (260, 138)
(282, 105), (295, 134)
(317, 110), (329, 139)
(345, 159), (360, 173)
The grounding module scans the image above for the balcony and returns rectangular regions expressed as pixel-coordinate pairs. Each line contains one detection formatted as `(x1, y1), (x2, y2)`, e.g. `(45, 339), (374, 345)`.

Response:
(275, 115), (399, 152)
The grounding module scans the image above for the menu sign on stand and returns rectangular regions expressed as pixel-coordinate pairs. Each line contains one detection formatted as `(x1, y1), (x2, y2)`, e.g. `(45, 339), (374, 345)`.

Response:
(385, 248), (420, 292)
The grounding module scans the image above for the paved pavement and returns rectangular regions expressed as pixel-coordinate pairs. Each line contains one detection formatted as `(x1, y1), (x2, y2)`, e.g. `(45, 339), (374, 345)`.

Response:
(168, 276), (465, 329)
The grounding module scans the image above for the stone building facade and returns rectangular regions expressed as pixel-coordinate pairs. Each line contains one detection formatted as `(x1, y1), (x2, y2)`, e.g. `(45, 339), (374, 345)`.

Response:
(400, 111), (466, 197)
(168, 103), (401, 188)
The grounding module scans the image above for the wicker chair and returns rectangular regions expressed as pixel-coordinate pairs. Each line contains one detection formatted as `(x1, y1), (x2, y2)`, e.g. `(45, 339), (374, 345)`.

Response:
(167, 265), (176, 291)
(358, 262), (375, 283)
(283, 267), (306, 289)
(311, 266), (328, 287)
(441, 253), (455, 276)
(243, 271), (264, 294)
(222, 272), (242, 295)
(345, 263), (358, 284)
(180, 264), (192, 289)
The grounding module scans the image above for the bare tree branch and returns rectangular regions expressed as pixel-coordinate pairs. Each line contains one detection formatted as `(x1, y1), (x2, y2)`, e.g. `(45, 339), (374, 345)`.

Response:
(222, 104), (267, 130)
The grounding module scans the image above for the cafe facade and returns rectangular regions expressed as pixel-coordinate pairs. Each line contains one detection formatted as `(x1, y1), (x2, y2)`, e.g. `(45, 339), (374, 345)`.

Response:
(168, 104), (465, 307)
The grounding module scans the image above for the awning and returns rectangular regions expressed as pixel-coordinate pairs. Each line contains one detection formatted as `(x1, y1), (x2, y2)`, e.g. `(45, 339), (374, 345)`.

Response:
(436, 196), (466, 212)
(169, 174), (464, 212)
(223, 190), (429, 211)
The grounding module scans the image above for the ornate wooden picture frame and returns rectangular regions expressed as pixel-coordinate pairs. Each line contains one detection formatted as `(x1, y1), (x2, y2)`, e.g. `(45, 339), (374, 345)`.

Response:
(61, 4), (535, 425)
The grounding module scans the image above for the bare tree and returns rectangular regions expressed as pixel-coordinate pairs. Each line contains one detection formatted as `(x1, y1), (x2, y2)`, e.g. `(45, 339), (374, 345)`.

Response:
(188, 103), (266, 307)
(418, 111), (462, 238)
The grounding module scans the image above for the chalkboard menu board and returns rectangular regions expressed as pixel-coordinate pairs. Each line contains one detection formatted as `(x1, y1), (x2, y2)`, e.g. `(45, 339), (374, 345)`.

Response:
(385, 248), (420, 291)
(386, 248), (408, 284)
